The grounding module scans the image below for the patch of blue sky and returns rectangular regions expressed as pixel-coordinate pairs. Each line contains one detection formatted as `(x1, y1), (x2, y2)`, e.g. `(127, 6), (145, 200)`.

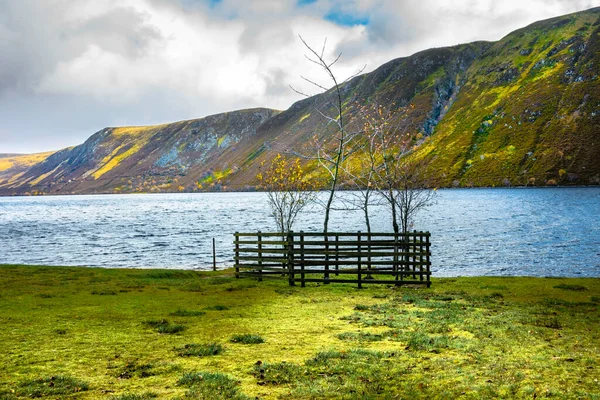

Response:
(324, 9), (370, 26)
(297, 0), (318, 6)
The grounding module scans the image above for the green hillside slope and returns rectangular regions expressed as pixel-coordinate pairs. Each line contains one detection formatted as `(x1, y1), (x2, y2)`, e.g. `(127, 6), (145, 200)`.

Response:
(413, 8), (600, 187)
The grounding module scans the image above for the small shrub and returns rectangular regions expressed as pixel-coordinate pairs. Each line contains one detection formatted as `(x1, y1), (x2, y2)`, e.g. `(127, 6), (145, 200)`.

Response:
(354, 304), (371, 311)
(207, 305), (229, 311)
(16, 376), (88, 397)
(178, 371), (249, 399)
(115, 361), (155, 379)
(553, 284), (587, 291)
(336, 332), (384, 342)
(54, 329), (67, 335)
(170, 309), (206, 317)
(398, 294), (420, 304)
(252, 361), (304, 384)
(91, 290), (117, 295)
(158, 324), (185, 334)
(339, 312), (364, 322)
(535, 317), (562, 329)
(404, 332), (450, 351)
(307, 349), (385, 366)
(230, 334), (264, 344)
(434, 295), (455, 301)
(177, 343), (224, 357)
(144, 319), (169, 328)
(144, 319), (186, 334)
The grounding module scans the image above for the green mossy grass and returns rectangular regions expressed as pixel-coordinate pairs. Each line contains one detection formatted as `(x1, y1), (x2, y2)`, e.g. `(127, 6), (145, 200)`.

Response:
(175, 343), (224, 357)
(0, 264), (599, 399)
(230, 334), (265, 345)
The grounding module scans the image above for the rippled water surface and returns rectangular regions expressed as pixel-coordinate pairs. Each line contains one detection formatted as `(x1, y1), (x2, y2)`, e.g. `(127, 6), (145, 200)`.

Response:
(1, 188), (598, 276)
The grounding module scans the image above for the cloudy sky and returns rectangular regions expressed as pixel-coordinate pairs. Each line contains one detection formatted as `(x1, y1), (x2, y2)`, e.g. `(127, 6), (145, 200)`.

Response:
(1, 0), (598, 153)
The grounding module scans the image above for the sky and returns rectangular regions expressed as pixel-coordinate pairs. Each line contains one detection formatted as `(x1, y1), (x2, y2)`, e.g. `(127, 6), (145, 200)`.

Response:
(1, 0), (598, 154)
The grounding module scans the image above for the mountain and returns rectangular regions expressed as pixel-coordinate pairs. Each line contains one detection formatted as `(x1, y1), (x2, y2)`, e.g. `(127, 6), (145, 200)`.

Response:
(0, 109), (278, 194)
(1, 7), (598, 195)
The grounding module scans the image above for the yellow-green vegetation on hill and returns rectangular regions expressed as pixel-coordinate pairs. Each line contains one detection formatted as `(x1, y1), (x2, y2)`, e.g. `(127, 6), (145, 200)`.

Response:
(0, 265), (600, 400)
(412, 8), (600, 187)
(1, 8), (598, 195)
(0, 152), (55, 190)
(0, 265), (598, 399)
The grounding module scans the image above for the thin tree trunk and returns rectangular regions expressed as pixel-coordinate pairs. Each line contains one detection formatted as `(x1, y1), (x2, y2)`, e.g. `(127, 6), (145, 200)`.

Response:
(364, 191), (371, 234)
(389, 189), (399, 234)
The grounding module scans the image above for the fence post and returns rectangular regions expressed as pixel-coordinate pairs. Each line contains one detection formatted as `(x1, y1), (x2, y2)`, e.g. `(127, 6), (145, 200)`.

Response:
(234, 232), (240, 278)
(213, 238), (217, 271)
(324, 233), (330, 284)
(300, 231), (305, 287)
(366, 231), (373, 279)
(426, 233), (431, 288)
(394, 232), (399, 284)
(335, 234), (339, 276)
(400, 232), (406, 283)
(357, 231), (362, 289)
(412, 230), (417, 279)
(257, 231), (263, 282)
(418, 231), (423, 283)
(287, 231), (295, 286)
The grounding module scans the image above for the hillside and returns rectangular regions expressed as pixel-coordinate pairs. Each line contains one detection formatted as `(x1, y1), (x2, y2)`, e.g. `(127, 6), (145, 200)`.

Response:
(1, 7), (598, 195)
(0, 152), (57, 189)
(0, 109), (278, 194)
(412, 8), (600, 187)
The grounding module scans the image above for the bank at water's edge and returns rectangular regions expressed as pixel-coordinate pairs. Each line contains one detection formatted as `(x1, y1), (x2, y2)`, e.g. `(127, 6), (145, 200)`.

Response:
(0, 265), (599, 399)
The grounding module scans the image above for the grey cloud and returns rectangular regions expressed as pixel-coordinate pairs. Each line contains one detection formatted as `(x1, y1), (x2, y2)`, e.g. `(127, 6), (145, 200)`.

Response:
(238, 20), (296, 55)
(65, 7), (163, 59)
(0, 1), (163, 98)
(260, 67), (292, 99)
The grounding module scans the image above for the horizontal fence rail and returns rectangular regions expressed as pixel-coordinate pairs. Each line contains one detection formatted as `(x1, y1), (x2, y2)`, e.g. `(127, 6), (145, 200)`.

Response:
(234, 231), (431, 288)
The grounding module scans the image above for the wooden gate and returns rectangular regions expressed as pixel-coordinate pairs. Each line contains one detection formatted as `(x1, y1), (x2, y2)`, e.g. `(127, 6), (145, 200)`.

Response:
(234, 231), (431, 287)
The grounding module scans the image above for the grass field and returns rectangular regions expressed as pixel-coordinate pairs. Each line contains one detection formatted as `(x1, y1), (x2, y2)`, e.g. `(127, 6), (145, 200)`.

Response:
(0, 265), (599, 399)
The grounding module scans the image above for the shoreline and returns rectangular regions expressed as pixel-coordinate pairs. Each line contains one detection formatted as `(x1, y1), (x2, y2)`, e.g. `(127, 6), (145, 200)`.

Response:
(2, 264), (599, 279)
(1, 184), (600, 198)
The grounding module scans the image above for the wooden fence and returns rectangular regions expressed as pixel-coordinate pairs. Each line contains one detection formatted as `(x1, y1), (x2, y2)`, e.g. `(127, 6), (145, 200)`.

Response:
(234, 231), (431, 288)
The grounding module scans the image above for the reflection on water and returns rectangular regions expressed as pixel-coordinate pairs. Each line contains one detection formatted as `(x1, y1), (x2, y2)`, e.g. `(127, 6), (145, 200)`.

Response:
(0, 188), (598, 277)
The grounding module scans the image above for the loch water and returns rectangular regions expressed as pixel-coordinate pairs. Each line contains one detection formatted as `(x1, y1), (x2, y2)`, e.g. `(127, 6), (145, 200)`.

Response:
(0, 188), (598, 277)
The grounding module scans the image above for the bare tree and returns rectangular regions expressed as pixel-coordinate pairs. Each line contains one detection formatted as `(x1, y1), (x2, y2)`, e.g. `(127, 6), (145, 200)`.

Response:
(290, 36), (364, 234)
(361, 102), (436, 234)
(335, 102), (383, 234)
(257, 154), (316, 235)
